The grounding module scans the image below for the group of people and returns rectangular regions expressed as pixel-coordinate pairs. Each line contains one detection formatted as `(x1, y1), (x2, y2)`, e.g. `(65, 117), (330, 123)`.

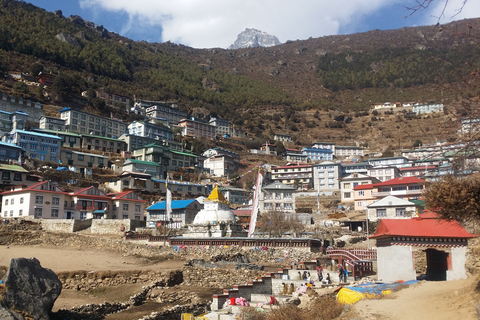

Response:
(296, 264), (348, 284)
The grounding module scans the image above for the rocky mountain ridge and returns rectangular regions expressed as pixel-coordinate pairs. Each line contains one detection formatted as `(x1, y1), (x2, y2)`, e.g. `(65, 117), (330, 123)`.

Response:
(228, 28), (281, 49)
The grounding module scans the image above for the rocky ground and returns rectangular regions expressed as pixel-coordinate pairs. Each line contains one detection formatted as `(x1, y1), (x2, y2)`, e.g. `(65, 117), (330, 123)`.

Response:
(0, 222), (478, 319)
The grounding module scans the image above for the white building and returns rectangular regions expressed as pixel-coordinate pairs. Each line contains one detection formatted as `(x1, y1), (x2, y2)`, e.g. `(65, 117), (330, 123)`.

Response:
(366, 195), (418, 222)
(209, 118), (230, 137)
(59, 107), (126, 138)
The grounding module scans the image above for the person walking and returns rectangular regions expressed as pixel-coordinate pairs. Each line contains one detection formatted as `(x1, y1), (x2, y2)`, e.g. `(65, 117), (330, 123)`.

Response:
(316, 265), (324, 282)
(344, 268), (348, 282)
(338, 265), (344, 283)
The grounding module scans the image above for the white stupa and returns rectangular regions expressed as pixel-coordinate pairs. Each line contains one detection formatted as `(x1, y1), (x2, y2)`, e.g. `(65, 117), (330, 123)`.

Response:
(184, 186), (247, 238)
(193, 186), (235, 224)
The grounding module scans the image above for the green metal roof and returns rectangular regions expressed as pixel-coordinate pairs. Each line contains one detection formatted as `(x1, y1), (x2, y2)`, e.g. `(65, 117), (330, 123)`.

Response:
(81, 134), (125, 142)
(34, 129), (81, 137)
(0, 164), (29, 173)
(124, 159), (161, 166)
(170, 150), (198, 157)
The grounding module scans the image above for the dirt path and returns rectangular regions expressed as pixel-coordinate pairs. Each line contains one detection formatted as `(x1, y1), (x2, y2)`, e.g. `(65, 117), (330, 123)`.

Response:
(344, 276), (479, 320)
(0, 244), (184, 272)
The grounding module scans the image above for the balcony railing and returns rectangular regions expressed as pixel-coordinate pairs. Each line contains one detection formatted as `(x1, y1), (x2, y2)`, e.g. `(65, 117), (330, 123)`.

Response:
(76, 205), (94, 211)
(372, 189), (423, 197)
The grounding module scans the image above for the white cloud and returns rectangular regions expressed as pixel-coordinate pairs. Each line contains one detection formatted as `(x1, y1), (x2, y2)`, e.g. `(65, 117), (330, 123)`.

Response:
(79, 0), (480, 48)
(79, 0), (402, 48)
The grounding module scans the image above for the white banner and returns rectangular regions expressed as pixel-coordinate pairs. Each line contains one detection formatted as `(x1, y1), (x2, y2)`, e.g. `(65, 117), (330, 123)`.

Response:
(166, 188), (172, 222)
(248, 172), (263, 237)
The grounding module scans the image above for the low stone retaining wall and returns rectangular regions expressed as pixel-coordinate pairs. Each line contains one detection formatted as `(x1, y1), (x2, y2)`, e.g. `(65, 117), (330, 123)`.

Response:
(58, 270), (179, 291)
(91, 219), (146, 235)
(41, 219), (92, 233)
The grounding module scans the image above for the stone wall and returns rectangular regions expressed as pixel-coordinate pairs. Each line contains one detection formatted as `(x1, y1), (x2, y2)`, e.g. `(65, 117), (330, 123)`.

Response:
(40, 219), (92, 233)
(72, 219), (93, 232)
(91, 219), (146, 235)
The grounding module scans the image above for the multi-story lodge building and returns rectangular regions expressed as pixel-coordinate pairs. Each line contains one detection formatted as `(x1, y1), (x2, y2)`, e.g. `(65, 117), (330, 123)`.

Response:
(59, 108), (127, 138)
(270, 164), (312, 189)
(139, 101), (187, 124)
(340, 173), (380, 203)
(0, 110), (28, 133)
(122, 159), (163, 179)
(1, 181), (146, 220)
(178, 118), (216, 140)
(109, 190), (147, 220)
(0, 141), (24, 163)
(60, 149), (108, 176)
(302, 147), (333, 162)
(95, 90), (132, 113)
(3, 130), (61, 163)
(353, 176), (426, 211)
(367, 156), (410, 168)
(127, 121), (174, 141)
(283, 148), (309, 162)
(259, 181), (296, 214)
(80, 134), (126, 154)
(39, 116), (66, 131)
(335, 146), (364, 158)
(32, 129), (82, 149)
(367, 166), (401, 182)
(202, 148), (240, 177)
(209, 118), (230, 137)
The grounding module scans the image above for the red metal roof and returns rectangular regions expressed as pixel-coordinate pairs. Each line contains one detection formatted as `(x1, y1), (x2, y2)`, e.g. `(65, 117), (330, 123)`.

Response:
(353, 184), (374, 190)
(273, 164), (311, 169)
(373, 176), (425, 187)
(370, 216), (477, 239)
(399, 166), (437, 171)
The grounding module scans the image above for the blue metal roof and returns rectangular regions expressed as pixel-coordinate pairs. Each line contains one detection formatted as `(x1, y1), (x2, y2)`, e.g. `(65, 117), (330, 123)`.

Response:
(0, 141), (22, 149)
(14, 130), (62, 139)
(302, 147), (333, 153)
(148, 199), (196, 210)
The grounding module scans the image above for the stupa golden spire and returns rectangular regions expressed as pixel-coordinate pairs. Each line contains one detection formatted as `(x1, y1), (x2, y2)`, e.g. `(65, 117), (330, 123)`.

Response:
(206, 185), (229, 204)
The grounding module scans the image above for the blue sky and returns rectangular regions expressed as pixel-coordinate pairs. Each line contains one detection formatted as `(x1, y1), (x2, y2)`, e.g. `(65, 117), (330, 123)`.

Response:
(25, 0), (480, 49)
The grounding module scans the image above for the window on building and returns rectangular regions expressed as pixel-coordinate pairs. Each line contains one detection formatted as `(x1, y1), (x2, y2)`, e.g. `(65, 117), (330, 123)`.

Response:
(52, 197), (60, 205)
(13, 173), (22, 181)
(135, 204), (140, 212)
(19, 209), (22, 216)
(377, 209), (387, 217)
(344, 183), (351, 188)
(344, 192), (351, 198)
(51, 208), (59, 218)
(123, 203), (129, 211)
(4, 199), (8, 205)
(2, 171), (10, 180)
(35, 195), (43, 204)
(358, 191), (365, 197)
(10, 199), (14, 205)
(20, 197), (24, 204)
(34, 207), (43, 217)
(396, 207), (406, 217)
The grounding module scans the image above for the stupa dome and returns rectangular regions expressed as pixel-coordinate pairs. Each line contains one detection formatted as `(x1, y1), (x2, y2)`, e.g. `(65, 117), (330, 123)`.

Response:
(193, 186), (235, 224)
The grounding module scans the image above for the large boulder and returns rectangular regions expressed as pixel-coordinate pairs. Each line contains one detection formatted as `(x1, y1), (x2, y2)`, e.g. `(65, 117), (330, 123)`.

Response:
(2, 258), (62, 320)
